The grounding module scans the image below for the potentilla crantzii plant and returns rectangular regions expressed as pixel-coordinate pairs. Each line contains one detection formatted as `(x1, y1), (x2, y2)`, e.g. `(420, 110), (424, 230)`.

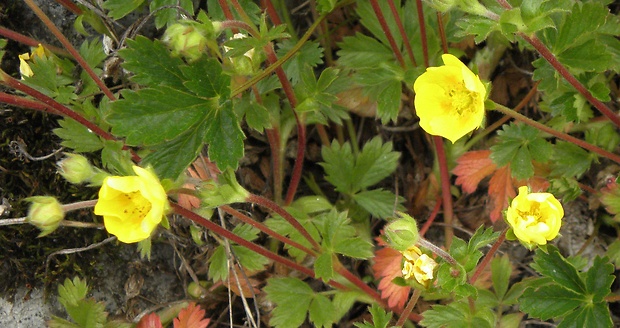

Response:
(1, 0), (619, 327)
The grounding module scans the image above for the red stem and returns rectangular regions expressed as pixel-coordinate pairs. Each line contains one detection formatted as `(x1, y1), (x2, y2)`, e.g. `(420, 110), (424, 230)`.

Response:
(265, 128), (283, 203)
(494, 104), (620, 165)
(261, 0), (283, 25)
(433, 136), (454, 247)
(469, 228), (507, 284)
(0, 26), (69, 56)
(414, 0), (429, 67)
(221, 205), (316, 256)
(0, 92), (56, 113)
(53, 0), (83, 15)
(23, 0), (116, 101)
(519, 34), (620, 128)
(173, 203), (315, 275)
(395, 288), (422, 326)
(0, 71), (140, 162)
(437, 12), (448, 54)
(369, 0), (406, 68)
(247, 193), (320, 250)
(419, 195), (442, 237)
(387, 0), (416, 66)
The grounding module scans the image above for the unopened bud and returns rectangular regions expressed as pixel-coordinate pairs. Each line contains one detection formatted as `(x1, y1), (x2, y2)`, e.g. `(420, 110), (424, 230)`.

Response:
(26, 196), (64, 236)
(384, 212), (419, 252)
(57, 153), (96, 184)
(163, 22), (209, 62)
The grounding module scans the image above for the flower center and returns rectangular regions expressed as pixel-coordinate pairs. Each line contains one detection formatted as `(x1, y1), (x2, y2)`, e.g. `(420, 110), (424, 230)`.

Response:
(121, 191), (152, 221)
(448, 83), (479, 116)
(516, 203), (543, 228)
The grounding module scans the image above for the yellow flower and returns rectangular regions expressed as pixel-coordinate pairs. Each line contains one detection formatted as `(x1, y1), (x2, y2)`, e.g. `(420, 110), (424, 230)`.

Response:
(94, 166), (170, 243)
(18, 44), (50, 78)
(506, 186), (564, 248)
(401, 246), (438, 287)
(413, 54), (486, 143)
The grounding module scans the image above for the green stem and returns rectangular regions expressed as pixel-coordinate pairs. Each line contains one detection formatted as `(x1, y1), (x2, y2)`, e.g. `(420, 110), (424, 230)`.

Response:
(23, 0), (116, 101)
(493, 103), (620, 165)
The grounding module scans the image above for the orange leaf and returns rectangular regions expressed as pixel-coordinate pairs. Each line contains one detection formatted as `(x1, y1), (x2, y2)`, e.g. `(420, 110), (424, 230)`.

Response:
(173, 302), (211, 328)
(136, 313), (163, 328)
(453, 150), (497, 193)
(488, 165), (516, 223)
(372, 238), (410, 310)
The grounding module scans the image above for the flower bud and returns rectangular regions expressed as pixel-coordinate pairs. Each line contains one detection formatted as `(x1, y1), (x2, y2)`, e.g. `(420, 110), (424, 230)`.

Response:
(187, 280), (209, 299)
(384, 212), (419, 252)
(26, 196), (65, 236)
(163, 22), (209, 62)
(57, 153), (96, 184)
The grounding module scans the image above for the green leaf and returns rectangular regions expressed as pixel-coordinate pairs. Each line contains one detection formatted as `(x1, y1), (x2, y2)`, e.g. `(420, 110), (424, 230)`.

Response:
(557, 302), (613, 328)
(102, 0), (145, 19)
(205, 101), (245, 170)
(208, 224), (268, 282)
(337, 34), (394, 69)
(314, 253), (335, 281)
(277, 39), (323, 85)
(491, 254), (511, 300)
(319, 210), (373, 259)
(321, 137), (400, 194)
(150, 0), (194, 29)
(519, 0), (561, 34)
(376, 79), (402, 123)
(264, 277), (314, 328)
(354, 304), (393, 328)
(490, 123), (553, 180)
(316, 0), (337, 14)
(553, 1), (608, 53)
(181, 57), (230, 98)
(120, 36), (186, 89)
(520, 285), (585, 320)
(58, 277), (88, 307)
(551, 141), (593, 178)
(585, 256), (615, 303)
(530, 246), (586, 294)
(420, 301), (493, 328)
(265, 207), (321, 262)
(110, 86), (213, 146)
(352, 189), (403, 219)
(308, 293), (336, 328)
(141, 120), (208, 179)
(557, 39), (610, 73)
(456, 16), (500, 44)
(57, 277), (107, 328)
(234, 96), (272, 132)
(53, 118), (103, 152)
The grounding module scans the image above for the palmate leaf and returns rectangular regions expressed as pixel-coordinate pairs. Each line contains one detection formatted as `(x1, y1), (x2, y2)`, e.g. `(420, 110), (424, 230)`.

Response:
(110, 37), (242, 178)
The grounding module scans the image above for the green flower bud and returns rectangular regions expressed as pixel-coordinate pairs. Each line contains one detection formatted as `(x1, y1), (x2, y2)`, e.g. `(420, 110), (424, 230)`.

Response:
(187, 280), (210, 299)
(25, 196), (65, 236)
(384, 212), (419, 252)
(57, 153), (96, 184)
(426, 0), (457, 12)
(199, 168), (249, 208)
(163, 22), (209, 62)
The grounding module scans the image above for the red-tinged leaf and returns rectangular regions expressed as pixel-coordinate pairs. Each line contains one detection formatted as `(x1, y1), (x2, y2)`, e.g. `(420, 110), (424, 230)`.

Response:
(488, 165), (516, 223)
(173, 303), (211, 328)
(136, 313), (163, 328)
(372, 237), (410, 310)
(454, 150), (497, 193)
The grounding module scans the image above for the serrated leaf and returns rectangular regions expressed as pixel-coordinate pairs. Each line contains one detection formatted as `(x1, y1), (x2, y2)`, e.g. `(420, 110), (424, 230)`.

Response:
(376, 79), (401, 123)
(277, 39), (323, 85)
(520, 285), (585, 320)
(553, 2), (608, 53)
(352, 189), (403, 219)
(455, 16), (500, 44)
(308, 293), (336, 328)
(102, 0), (145, 19)
(337, 34), (394, 69)
(585, 256), (615, 302)
(491, 254), (511, 300)
(314, 253), (335, 281)
(173, 302), (210, 328)
(490, 123), (552, 180)
(136, 313), (163, 328)
(264, 277), (314, 328)
(265, 207), (321, 262)
(181, 58), (230, 98)
(420, 301), (493, 328)
(110, 86), (213, 146)
(557, 39), (610, 73)
(550, 141), (593, 178)
(150, 0), (194, 29)
(531, 246), (585, 294)
(468, 227), (500, 253)
(354, 304), (392, 328)
(454, 150), (497, 194)
(141, 120), (208, 179)
(120, 36), (186, 89)
(557, 302), (613, 328)
(372, 243), (410, 310)
(53, 118), (103, 152)
(205, 101), (244, 170)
